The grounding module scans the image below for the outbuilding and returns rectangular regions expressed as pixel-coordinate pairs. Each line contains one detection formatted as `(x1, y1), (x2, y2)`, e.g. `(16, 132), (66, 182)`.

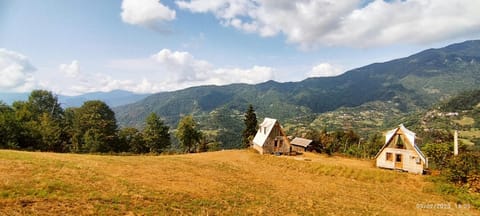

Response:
(290, 137), (313, 153)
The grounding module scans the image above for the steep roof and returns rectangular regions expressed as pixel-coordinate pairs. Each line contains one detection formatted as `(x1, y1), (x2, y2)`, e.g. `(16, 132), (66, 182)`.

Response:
(252, 118), (277, 147)
(375, 124), (427, 164)
(385, 124), (415, 146)
(291, 137), (313, 148)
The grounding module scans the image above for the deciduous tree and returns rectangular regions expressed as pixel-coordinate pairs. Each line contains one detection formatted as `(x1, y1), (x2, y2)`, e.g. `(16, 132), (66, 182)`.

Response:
(72, 100), (118, 153)
(143, 113), (171, 153)
(176, 115), (201, 153)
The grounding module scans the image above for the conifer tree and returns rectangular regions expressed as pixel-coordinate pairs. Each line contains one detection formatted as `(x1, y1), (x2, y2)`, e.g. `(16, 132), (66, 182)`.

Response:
(242, 104), (257, 148)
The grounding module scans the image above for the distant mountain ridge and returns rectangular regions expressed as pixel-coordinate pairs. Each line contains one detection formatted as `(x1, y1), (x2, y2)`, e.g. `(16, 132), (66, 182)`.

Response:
(0, 90), (150, 108)
(114, 40), (480, 129)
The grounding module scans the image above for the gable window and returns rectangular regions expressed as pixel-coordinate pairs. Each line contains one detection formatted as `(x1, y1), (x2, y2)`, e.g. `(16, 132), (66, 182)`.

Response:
(386, 152), (393, 161)
(264, 127), (267, 134)
(395, 135), (405, 149)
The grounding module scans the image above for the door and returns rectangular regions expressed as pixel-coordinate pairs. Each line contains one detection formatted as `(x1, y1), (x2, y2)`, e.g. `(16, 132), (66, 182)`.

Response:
(395, 154), (403, 169)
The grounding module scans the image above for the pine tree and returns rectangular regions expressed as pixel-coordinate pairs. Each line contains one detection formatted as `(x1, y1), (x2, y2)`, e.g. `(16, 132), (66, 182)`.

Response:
(242, 104), (257, 148)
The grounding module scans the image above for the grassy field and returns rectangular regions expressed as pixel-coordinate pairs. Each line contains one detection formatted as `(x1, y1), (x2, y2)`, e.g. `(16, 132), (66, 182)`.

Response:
(0, 150), (478, 215)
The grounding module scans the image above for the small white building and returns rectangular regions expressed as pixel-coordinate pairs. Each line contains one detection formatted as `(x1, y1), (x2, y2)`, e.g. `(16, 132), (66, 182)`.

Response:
(375, 124), (428, 174)
(252, 118), (290, 155)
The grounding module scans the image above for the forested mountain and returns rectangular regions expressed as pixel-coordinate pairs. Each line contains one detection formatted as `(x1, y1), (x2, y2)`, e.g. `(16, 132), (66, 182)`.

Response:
(115, 40), (480, 130)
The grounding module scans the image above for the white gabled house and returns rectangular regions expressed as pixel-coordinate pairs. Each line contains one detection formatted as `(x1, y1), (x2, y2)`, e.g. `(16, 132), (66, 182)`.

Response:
(375, 124), (428, 174)
(252, 118), (291, 155)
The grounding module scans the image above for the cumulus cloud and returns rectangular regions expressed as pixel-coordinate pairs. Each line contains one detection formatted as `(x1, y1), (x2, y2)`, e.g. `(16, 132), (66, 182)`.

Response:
(307, 63), (344, 77)
(0, 48), (36, 92)
(67, 74), (162, 95)
(150, 49), (274, 87)
(59, 60), (80, 78)
(176, 0), (480, 48)
(107, 49), (275, 93)
(121, 0), (176, 30)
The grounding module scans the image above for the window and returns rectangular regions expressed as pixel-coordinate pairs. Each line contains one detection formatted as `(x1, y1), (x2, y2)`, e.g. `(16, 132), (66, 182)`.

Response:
(386, 152), (393, 161)
(395, 154), (402, 162)
(415, 157), (421, 164)
(395, 135), (404, 148)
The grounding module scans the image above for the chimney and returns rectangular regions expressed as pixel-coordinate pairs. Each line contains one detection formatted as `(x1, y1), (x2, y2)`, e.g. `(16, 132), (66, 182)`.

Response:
(454, 130), (459, 156)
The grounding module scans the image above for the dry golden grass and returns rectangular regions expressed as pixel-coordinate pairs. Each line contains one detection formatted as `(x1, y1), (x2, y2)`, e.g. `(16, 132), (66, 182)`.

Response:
(0, 149), (478, 215)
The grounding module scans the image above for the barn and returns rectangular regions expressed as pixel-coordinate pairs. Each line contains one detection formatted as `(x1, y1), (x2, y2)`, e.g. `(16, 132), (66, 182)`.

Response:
(252, 118), (290, 155)
(375, 124), (428, 174)
(290, 137), (313, 153)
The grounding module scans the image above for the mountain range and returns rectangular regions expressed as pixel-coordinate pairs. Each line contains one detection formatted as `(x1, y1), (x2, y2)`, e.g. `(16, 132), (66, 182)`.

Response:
(0, 90), (150, 108)
(114, 40), (480, 131)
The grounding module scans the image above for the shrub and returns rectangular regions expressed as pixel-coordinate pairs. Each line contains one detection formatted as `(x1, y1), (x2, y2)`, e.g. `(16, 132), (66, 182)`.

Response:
(445, 152), (480, 188)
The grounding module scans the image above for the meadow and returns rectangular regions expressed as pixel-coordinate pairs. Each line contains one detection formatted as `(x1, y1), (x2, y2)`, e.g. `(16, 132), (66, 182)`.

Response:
(0, 150), (478, 215)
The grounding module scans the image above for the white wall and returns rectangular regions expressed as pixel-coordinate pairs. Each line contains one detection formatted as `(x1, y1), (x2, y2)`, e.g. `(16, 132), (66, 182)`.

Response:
(376, 148), (424, 174)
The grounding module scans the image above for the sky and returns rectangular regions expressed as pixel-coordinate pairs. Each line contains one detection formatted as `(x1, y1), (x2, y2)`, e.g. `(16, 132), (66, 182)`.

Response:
(1, 0), (480, 96)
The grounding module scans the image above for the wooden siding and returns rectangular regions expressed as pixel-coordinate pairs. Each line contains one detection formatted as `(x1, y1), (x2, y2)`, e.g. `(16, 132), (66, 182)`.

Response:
(291, 145), (306, 153)
(255, 122), (290, 154)
(376, 147), (425, 174)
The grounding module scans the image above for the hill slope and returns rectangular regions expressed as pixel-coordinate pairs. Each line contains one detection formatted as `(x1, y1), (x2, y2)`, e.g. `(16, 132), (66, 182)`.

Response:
(0, 150), (476, 215)
(115, 40), (480, 129)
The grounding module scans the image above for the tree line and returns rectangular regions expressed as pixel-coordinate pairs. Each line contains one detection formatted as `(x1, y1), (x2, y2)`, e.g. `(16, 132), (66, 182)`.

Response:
(0, 90), (207, 154)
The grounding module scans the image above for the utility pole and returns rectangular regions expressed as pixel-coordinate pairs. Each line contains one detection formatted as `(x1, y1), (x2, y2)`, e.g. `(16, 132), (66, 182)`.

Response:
(454, 130), (459, 156)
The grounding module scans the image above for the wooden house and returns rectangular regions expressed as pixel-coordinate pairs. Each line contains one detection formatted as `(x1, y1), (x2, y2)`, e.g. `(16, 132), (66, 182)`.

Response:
(252, 118), (290, 154)
(375, 124), (428, 174)
(290, 137), (313, 153)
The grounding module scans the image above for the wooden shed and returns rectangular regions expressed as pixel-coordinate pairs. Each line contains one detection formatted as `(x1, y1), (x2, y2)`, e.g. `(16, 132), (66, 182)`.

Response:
(290, 137), (313, 153)
(375, 124), (428, 174)
(252, 118), (290, 155)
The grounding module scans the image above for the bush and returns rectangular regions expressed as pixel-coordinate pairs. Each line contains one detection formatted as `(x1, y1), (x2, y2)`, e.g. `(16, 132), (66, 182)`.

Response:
(422, 143), (453, 169)
(445, 152), (480, 189)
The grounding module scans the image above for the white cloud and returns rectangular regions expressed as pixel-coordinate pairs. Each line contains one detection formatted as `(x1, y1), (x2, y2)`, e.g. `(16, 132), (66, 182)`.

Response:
(150, 49), (274, 87)
(0, 48), (36, 92)
(176, 0), (480, 48)
(107, 49), (275, 93)
(121, 0), (176, 30)
(307, 63), (344, 77)
(68, 74), (163, 95)
(151, 49), (214, 83)
(59, 60), (80, 78)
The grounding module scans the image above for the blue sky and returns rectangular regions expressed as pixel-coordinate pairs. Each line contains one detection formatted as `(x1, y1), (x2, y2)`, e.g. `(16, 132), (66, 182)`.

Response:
(1, 0), (479, 95)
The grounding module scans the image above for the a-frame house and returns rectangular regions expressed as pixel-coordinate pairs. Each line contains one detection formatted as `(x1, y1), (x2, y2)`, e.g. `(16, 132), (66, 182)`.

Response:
(252, 118), (290, 155)
(375, 124), (428, 174)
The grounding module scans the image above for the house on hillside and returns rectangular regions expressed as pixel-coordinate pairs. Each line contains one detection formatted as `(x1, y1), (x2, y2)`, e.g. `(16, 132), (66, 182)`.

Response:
(252, 118), (290, 155)
(290, 137), (313, 153)
(375, 124), (428, 174)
